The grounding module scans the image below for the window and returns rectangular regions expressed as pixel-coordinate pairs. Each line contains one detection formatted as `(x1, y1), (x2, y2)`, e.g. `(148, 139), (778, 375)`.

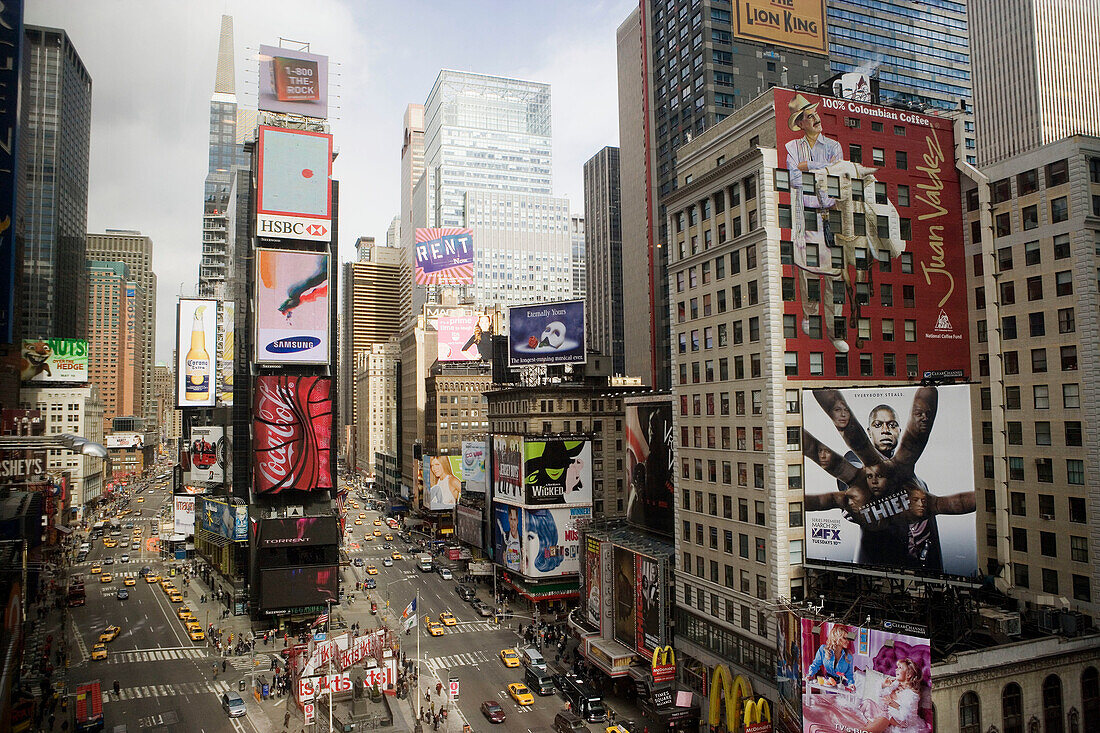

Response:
(1002, 316), (1017, 340)
(1006, 386), (1021, 409)
(1066, 420), (1083, 446)
(1051, 196), (1068, 223)
(1055, 270), (1073, 296)
(1046, 159), (1068, 186)
(1034, 384), (1050, 409)
(959, 692), (982, 733)
(1067, 459), (1084, 485)
(1063, 383), (1080, 408)
(1022, 204), (1038, 230)
(1043, 568), (1059, 594)
(1015, 563), (1030, 588)
(1029, 312), (1045, 337)
(1012, 527), (1028, 552)
(872, 147), (885, 165)
(1053, 233), (1070, 259)
(1074, 575), (1092, 602)
(1025, 240), (1041, 265)
(1041, 531), (1057, 557)
(997, 246), (1013, 271)
(1002, 683), (1023, 733)
(1026, 275), (1043, 300)
(1009, 456), (1024, 480)
(1032, 348), (1047, 373)
(1035, 421), (1051, 445)
(895, 150), (907, 169)
(1061, 345), (1077, 371)
(897, 184), (909, 207)
(1011, 492), (1027, 516)
(996, 212), (1011, 237)
(999, 280), (1016, 305)
(1071, 536), (1088, 563)
(1070, 497), (1087, 523)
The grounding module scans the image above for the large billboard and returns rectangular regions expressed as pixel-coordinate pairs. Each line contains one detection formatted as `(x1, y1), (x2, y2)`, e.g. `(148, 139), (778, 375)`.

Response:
(198, 496), (248, 542)
(258, 516), (340, 548)
(414, 228), (474, 284)
(636, 555), (662, 654)
(493, 503), (522, 571)
(187, 426), (227, 484)
(253, 376), (333, 495)
(584, 536), (602, 627)
(176, 299), (218, 407)
(258, 45), (329, 119)
(254, 248), (330, 364)
(520, 505), (590, 578)
(173, 495), (195, 536)
(736, 0), (827, 55)
(256, 125), (333, 242)
(260, 566), (339, 611)
(625, 399), (674, 537)
(508, 300), (586, 367)
(461, 441), (487, 493)
(437, 315), (490, 361)
(492, 435), (524, 505)
(776, 610), (803, 732)
(105, 433), (144, 449)
(774, 88), (968, 378)
(802, 385), (977, 577)
(800, 619), (932, 733)
(422, 455), (463, 511)
(612, 546), (636, 648)
(217, 301), (235, 406)
(20, 339), (88, 383)
(522, 439), (593, 506)
(454, 505), (483, 549)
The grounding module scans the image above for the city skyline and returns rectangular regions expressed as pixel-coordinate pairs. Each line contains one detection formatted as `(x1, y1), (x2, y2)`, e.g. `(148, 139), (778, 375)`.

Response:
(28, 0), (633, 362)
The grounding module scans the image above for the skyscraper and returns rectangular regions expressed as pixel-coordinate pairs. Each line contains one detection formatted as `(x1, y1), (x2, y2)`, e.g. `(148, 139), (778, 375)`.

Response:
(969, 0), (1100, 166)
(570, 215), (586, 300)
(86, 230), (157, 426)
(583, 146), (625, 375)
(617, 3), (831, 387)
(86, 260), (143, 433)
(20, 26), (92, 340)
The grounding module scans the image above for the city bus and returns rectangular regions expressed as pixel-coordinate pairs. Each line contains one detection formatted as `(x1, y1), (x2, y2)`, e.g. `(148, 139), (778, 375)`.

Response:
(67, 577), (86, 607)
(73, 680), (104, 731)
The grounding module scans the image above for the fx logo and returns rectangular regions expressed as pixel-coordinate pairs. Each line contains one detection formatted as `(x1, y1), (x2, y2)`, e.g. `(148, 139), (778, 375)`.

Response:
(811, 527), (841, 541)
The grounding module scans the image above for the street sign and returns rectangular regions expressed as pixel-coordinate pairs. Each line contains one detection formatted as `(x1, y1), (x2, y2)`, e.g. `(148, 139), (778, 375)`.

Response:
(304, 702), (315, 724)
(449, 677), (459, 700)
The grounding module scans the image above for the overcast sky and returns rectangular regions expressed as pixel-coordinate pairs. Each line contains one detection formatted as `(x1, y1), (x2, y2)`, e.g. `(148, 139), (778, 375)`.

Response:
(28, 0), (634, 363)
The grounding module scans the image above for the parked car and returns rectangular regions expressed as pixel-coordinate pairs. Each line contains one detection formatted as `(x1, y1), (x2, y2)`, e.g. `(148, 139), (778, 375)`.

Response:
(221, 692), (246, 718)
(455, 585), (475, 601)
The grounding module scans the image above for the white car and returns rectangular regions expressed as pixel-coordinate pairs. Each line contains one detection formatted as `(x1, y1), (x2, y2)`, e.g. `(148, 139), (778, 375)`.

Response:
(438, 567), (452, 580)
(120, 554), (130, 563)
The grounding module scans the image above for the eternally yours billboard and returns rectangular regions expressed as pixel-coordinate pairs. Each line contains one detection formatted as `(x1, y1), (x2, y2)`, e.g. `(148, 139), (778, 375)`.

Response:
(256, 125), (333, 242)
(520, 505), (590, 578)
(773, 88), (969, 380)
(258, 45), (329, 119)
(802, 385), (978, 578)
(800, 619), (933, 733)
(422, 455), (463, 511)
(508, 299), (586, 367)
(625, 399), (674, 538)
(255, 249), (330, 364)
(253, 376), (333, 495)
(20, 339), (88, 383)
(414, 228), (474, 284)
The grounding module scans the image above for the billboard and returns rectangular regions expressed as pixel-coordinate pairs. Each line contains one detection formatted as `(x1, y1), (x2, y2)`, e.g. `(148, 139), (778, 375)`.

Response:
(437, 315), (491, 361)
(520, 505), (589, 578)
(461, 441), (487, 493)
(254, 248), (330, 364)
(256, 125), (333, 242)
(105, 433), (144, 449)
(736, 0), (827, 55)
(187, 426), (227, 484)
(176, 299), (218, 407)
(493, 503), (522, 571)
(584, 537), (601, 627)
(258, 516), (340, 548)
(774, 88), (969, 378)
(625, 399), (674, 537)
(258, 44), (329, 119)
(454, 505), (483, 549)
(173, 495), (195, 536)
(260, 566), (339, 611)
(800, 619), (932, 733)
(422, 455), (463, 511)
(508, 299), (586, 367)
(253, 376), (333, 495)
(612, 546), (636, 648)
(217, 301), (235, 406)
(492, 435), (524, 505)
(414, 228), (474, 284)
(198, 496), (248, 542)
(20, 339), (88, 383)
(636, 555), (662, 654)
(522, 439), (592, 506)
(776, 610), (803, 732)
(802, 385), (977, 577)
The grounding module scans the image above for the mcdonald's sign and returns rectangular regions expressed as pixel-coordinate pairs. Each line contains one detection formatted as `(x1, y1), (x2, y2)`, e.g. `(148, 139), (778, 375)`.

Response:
(743, 697), (772, 733)
(707, 664), (754, 728)
(651, 645), (676, 683)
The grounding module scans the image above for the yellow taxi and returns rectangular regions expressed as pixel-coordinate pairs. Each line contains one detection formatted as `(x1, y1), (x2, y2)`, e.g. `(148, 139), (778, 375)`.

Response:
(123, 577), (136, 587)
(499, 649), (520, 668)
(136, 497), (144, 503)
(159, 579), (174, 591)
(178, 607), (195, 621)
(366, 565), (378, 575)
(424, 620), (445, 637)
(188, 625), (205, 642)
(373, 519), (382, 526)
(354, 519), (362, 526)
(100, 573), (112, 583)
(99, 625), (121, 642)
(439, 612), (457, 627)
(359, 513), (366, 519)
(507, 683), (534, 707)
(90, 564), (102, 575)
(168, 592), (183, 604)
(384, 534), (393, 541)
(391, 552), (403, 561)
(373, 529), (382, 537)
(363, 534), (374, 542)
(103, 540), (117, 548)
(91, 643), (108, 661)
(145, 574), (159, 583)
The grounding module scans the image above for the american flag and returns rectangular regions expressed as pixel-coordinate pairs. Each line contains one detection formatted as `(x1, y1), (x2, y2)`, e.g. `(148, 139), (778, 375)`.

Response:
(312, 613), (329, 627)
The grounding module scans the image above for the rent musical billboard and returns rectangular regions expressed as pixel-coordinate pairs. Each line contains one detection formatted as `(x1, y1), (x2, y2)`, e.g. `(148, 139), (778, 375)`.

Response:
(414, 228), (474, 285)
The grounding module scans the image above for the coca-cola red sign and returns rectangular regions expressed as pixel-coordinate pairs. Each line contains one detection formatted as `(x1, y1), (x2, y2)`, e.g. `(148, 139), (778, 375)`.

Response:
(253, 375), (333, 494)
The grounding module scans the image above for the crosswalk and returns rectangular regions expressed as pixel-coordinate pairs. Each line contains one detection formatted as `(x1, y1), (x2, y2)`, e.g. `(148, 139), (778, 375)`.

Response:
(230, 653), (273, 671)
(108, 647), (207, 664)
(423, 649), (493, 671)
(102, 679), (230, 703)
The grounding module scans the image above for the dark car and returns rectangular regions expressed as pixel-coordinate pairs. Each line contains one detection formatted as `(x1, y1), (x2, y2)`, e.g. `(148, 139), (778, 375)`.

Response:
(365, 578), (376, 589)
(139, 566), (153, 577)
(116, 588), (129, 600)
(353, 558), (364, 567)
(480, 700), (506, 723)
(455, 585), (476, 601)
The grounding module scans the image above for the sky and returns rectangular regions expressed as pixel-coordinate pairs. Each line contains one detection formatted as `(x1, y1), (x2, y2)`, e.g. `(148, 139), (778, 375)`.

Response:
(28, 0), (636, 363)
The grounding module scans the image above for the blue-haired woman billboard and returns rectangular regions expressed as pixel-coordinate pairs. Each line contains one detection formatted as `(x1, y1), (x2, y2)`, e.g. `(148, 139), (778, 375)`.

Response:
(520, 506), (590, 578)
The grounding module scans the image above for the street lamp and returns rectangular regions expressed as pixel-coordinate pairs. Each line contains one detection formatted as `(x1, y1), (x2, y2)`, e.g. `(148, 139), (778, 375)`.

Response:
(0, 433), (109, 458)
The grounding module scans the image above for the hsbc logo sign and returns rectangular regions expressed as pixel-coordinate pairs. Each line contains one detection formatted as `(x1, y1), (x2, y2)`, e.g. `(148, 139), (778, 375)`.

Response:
(257, 213), (331, 242)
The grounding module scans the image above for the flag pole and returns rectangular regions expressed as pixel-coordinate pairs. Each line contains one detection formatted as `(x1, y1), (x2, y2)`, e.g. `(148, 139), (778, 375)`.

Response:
(415, 588), (421, 723)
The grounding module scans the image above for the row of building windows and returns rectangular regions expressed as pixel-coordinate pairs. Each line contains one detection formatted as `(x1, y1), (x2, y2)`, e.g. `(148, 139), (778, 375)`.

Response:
(957, 670), (1098, 733)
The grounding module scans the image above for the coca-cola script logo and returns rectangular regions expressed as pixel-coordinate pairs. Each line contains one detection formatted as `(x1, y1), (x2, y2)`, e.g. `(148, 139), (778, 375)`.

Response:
(253, 376), (333, 494)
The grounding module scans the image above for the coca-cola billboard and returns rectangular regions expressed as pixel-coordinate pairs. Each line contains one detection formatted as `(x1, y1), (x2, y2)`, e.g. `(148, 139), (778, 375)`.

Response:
(252, 375), (333, 495)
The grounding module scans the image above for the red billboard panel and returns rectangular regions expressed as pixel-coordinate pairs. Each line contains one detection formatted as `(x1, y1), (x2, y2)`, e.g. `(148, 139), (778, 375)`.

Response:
(253, 376), (333, 495)
(773, 88), (969, 379)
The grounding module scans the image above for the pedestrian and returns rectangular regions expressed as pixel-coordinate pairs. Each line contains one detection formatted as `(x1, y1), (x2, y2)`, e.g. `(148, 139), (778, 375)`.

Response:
(222, 659), (227, 673)
(213, 663), (218, 679)
(436, 682), (442, 696)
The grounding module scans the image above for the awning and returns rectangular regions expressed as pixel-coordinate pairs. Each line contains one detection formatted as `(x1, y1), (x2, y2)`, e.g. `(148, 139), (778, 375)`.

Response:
(55, 525), (74, 535)
(503, 575), (579, 601)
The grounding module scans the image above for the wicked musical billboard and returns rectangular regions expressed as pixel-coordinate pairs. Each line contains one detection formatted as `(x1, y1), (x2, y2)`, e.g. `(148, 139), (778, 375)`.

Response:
(773, 88), (968, 380)
(521, 439), (592, 506)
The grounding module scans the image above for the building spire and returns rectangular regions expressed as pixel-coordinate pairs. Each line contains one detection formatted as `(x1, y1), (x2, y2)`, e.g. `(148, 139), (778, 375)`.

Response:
(214, 14), (235, 96)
